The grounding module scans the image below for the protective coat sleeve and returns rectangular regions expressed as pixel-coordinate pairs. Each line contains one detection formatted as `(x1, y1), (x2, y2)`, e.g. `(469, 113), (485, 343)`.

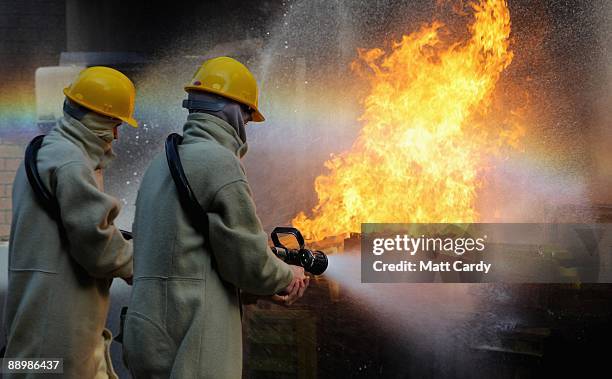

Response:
(54, 162), (133, 279)
(207, 179), (294, 295)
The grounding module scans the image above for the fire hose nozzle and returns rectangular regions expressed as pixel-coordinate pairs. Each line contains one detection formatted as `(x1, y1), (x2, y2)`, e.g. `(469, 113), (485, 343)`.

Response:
(270, 227), (328, 275)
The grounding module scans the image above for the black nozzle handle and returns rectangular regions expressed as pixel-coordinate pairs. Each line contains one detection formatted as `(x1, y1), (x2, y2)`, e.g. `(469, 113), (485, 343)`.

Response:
(271, 227), (305, 250)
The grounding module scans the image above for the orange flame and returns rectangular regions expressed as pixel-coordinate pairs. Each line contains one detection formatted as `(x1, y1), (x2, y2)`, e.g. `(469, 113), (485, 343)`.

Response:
(293, 0), (524, 240)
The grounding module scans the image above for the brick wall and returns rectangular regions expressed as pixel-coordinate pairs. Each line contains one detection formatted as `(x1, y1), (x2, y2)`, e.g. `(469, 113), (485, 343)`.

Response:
(0, 142), (23, 240)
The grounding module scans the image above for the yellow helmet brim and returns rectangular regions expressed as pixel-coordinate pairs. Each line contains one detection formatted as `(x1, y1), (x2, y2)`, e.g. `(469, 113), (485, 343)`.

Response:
(252, 109), (265, 122)
(121, 116), (139, 128)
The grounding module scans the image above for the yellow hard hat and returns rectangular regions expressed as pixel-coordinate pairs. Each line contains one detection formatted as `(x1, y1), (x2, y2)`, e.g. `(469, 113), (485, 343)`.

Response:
(63, 66), (138, 127)
(185, 57), (265, 122)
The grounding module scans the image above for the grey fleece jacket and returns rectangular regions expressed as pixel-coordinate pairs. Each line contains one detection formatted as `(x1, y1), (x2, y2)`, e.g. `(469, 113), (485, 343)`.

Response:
(123, 112), (293, 379)
(3, 114), (133, 378)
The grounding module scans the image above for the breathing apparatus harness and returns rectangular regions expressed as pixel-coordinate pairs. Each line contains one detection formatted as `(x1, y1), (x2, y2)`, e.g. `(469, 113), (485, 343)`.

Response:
(164, 132), (247, 317)
(24, 134), (133, 241)
(177, 96), (328, 276)
(164, 133), (327, 276)
(24, 101), (132, 240)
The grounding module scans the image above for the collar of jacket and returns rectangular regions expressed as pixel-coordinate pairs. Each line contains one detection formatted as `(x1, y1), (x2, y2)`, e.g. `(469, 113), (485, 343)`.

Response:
(182, 113), (249, 158)
(51, 114), (116, 169)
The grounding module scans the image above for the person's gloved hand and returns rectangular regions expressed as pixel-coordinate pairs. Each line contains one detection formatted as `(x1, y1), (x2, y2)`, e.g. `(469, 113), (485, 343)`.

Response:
(276, 266), (309, 305)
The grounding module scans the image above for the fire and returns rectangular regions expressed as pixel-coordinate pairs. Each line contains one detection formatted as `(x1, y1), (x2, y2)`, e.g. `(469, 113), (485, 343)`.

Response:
(293, 0), (524, 240)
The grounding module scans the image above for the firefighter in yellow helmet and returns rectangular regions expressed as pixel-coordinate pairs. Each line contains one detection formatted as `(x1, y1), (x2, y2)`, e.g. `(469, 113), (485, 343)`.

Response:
(3, 66), (136, 378)
(123, 57), (308, 378)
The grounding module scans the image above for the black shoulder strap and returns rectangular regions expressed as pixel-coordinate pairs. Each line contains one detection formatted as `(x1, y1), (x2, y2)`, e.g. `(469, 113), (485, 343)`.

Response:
(25, 135), (62, 221)
(24, 135), (69, 244)
(164, 133), (243, 313)
(164, 133), (210, 234)
(23, 135), (132, 240)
